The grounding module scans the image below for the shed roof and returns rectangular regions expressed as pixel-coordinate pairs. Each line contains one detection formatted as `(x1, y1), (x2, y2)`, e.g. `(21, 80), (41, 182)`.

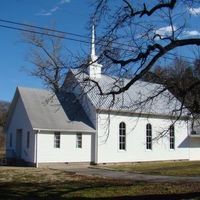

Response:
(16, 87), (95, 132)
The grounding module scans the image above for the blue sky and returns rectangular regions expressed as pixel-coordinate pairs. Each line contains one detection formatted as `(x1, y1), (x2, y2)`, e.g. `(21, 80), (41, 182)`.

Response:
(0, 0), (92, 102)
(0, 0), (200, 102)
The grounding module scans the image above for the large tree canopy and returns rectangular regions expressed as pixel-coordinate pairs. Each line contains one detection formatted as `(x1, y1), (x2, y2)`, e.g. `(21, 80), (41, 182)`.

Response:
(22, 0), (200, 121)
(91, 0), (200, 97)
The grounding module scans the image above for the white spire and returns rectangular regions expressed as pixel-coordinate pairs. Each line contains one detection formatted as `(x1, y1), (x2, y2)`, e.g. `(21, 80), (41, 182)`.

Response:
(91, 24), (98, 62)
(88, 23), (102, 79)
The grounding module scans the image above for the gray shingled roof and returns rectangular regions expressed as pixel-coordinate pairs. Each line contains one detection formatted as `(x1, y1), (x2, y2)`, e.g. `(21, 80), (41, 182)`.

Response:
(70, 69), (188, 116)
(17, 87), (95, 132)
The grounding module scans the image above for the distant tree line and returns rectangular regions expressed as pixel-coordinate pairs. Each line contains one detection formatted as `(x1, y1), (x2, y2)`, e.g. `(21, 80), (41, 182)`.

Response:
(142, 57), (200, 114)
(0, 101), (10, 152)
(0, 101), (10, 127)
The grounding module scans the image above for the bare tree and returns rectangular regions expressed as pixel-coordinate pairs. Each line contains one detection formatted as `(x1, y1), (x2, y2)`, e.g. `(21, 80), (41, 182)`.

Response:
(22, 27), (68, 94)
(21, 1), (200, 122)
(90, 0), (200, 98)
(0, 101), (9, 154)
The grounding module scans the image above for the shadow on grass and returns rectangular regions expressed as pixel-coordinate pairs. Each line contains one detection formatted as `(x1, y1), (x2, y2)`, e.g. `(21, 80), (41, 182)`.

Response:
(0, 181), (200, 200)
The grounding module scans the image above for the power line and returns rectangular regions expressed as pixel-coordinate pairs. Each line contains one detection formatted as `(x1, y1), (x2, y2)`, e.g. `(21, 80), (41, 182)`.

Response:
(0, 18), (139, 48)
(0, 18), (90, 39)
(0, 19), (197, 64)
(0, 18), (197, 61)
(0, 23), (195, 65)
(0, 18), (141, 53)
(0, 24), (90, 44)
(0, 23), (140, 53)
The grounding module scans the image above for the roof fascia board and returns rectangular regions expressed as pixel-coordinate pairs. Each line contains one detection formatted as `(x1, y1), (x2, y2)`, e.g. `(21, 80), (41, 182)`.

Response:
(33, 128), (96, 133)
(96, 108), (189, 120)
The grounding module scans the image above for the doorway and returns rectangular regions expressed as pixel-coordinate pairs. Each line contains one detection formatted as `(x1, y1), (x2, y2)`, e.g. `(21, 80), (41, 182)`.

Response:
(16, 129), (22, 158)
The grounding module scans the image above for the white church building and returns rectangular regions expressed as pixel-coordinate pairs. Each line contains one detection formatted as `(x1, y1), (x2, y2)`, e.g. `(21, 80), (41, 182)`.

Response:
(6, 27), (200, 166)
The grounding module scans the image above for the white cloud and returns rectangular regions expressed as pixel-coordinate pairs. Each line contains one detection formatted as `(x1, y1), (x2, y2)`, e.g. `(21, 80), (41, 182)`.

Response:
(155, 25), (177, 37)
(154, 26), (200, 40)
(60, 0), (71, 4)
(36, 6), (59, 16)
(36, 9), (53, 16)
(188, 7), (200, 16)
(184, 30), (200, 37)
(36, 0), (71, 16)
(50, 6), (59, 13)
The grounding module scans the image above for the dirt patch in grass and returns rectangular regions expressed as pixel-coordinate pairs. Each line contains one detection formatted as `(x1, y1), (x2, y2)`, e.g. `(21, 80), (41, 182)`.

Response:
(103, 161), (200, 177)
(0, 167), (200, 199)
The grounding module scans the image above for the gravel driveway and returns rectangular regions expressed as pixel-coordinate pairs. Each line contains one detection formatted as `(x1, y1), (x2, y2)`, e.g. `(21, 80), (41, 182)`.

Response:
(62, 166), (200, 183)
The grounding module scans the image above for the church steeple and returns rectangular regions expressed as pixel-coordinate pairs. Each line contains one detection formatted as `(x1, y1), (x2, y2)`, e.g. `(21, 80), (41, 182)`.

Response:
(91, 25), (98, 62)
(88, 24), (102, 79)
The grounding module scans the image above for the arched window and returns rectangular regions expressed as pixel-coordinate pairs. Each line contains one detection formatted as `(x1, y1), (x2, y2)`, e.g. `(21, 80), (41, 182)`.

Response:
(119, 122), (126, 150)
(146, 123), (152, 150)
(169, 125), (175, 149)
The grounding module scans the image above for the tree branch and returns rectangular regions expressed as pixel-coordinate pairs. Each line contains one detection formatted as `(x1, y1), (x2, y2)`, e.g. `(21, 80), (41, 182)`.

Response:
(103, 38), (200, 95)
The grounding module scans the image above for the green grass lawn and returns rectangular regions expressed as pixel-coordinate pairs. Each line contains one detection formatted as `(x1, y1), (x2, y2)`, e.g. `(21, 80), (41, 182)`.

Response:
(0, 167), (200, 199)
(103, 161), (200, 177)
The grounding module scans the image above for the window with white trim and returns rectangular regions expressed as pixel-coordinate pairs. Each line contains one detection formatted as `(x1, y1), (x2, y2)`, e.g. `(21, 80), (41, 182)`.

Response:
(119, 122), (126, 150)
(54, 132), (60, 148)
(169, 125), (175, 149)
(76, 133), (82, 148)
(146, 123), (152, 150)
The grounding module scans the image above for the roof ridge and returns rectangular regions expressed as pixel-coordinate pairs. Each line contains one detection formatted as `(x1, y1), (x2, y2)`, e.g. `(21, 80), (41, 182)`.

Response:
(17, 86), (49, 92)
(70, 68), (164, 88)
